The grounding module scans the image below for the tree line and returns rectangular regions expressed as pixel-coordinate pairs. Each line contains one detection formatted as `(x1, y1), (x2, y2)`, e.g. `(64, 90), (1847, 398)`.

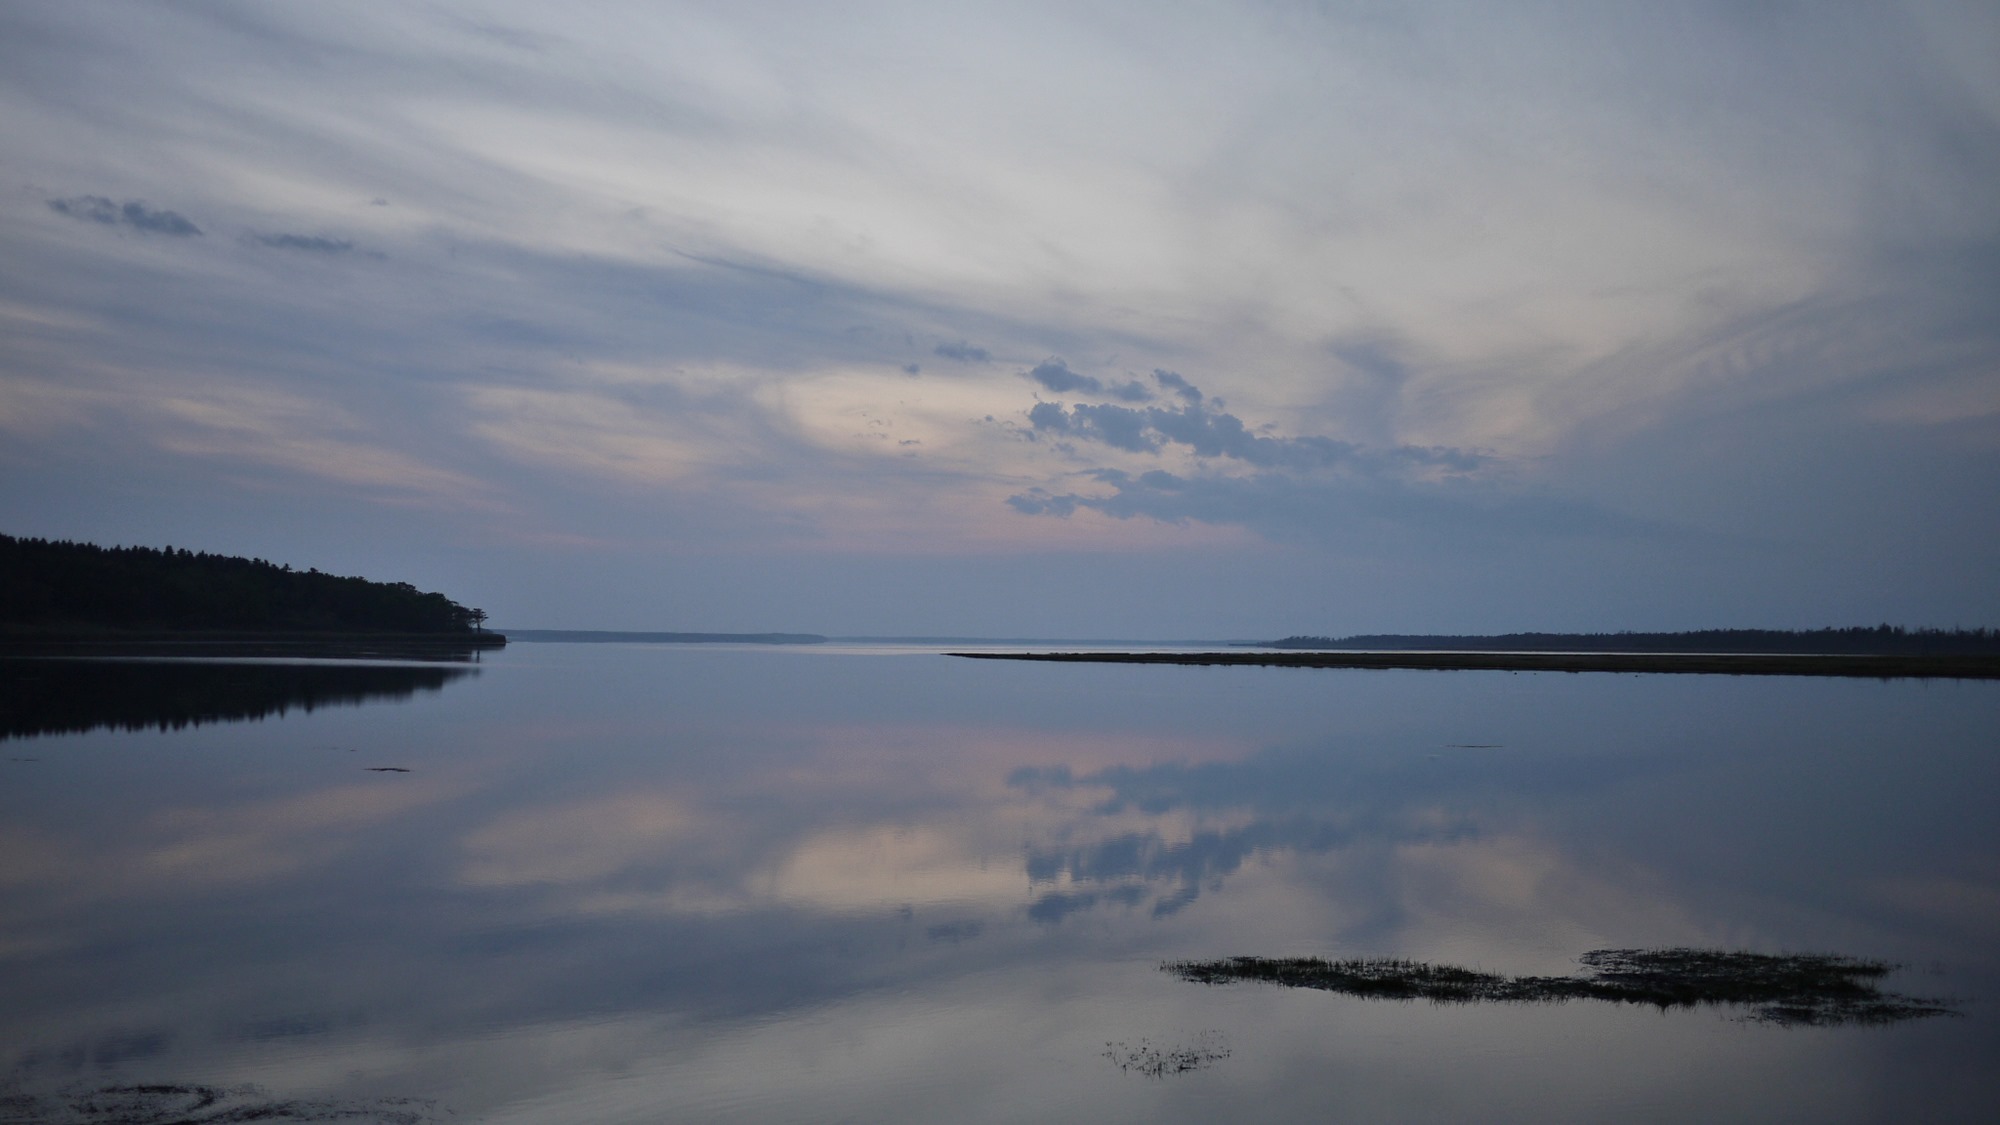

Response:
(1265, 626), (2000, 655)
(0, 533), (487, 635)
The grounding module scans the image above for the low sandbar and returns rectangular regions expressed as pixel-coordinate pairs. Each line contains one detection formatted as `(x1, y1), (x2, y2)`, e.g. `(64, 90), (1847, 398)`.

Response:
(946, 650), (2000, 679)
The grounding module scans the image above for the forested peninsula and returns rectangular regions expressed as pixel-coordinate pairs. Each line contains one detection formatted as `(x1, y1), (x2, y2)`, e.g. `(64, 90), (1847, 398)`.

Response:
(0, 533), (500, 646)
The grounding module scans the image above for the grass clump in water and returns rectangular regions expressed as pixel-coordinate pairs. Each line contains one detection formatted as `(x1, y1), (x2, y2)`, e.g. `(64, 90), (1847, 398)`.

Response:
(1163, 948), (1958, 1026)
(1102, 1031), (1231, 1077)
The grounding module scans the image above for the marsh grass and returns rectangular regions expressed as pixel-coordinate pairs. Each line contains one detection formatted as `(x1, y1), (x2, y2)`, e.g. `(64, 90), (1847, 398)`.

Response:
(0, 1082), (439, 1123)
(1102, 1031), (1232, 1077)
(1164, 948), (1958, 1026)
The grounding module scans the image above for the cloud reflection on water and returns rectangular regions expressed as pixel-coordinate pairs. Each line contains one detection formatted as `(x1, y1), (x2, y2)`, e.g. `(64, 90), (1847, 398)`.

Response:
(1, 649), (1995, 1121)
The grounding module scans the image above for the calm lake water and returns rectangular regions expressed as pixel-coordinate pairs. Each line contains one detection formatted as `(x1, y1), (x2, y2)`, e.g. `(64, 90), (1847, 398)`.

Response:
(3, 643), (1997, 1122)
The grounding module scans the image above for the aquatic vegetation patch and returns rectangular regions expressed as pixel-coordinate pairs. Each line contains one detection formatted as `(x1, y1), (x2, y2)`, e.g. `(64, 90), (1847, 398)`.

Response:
(1102, 1031), (1231, 1077)
(0, 1082), (439, 1123)
(1163, 948), (1958, 1026)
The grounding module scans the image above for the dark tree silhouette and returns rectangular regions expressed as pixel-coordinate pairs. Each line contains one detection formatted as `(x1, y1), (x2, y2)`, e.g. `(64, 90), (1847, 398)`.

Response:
(0, 533), (486, 635)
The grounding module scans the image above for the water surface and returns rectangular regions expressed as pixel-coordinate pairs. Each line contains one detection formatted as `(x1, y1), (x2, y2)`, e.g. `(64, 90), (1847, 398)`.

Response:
(2, 645), (1995, 1122)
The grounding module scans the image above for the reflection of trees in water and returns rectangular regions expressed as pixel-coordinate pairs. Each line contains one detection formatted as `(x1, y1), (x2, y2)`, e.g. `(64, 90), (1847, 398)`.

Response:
(0, 659), (474, 741)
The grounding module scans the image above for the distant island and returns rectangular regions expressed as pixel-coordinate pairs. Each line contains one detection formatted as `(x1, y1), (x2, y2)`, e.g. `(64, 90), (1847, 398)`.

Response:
(505, 630), (826, 645)
(1259, 626), (2000, 656)
(0, 533), (502, 647)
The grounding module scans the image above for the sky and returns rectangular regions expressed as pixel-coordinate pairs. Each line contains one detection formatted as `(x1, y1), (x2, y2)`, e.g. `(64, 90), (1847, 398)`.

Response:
(2, 1), (1996, 637)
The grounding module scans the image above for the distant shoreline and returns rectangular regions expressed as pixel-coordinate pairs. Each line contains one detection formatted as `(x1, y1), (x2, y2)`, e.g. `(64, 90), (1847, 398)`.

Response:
(503, 629), (825, 645)
(1255, 626), (1999, 656)
(947, 650), (2000, 679)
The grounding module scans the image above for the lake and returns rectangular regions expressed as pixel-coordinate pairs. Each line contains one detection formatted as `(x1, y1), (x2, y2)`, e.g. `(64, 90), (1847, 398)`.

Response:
(2, 643), (1996, 1122)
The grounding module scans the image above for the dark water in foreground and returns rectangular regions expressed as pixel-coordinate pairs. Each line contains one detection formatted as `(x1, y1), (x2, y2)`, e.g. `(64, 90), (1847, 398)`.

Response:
(2, 645), (1996, 1122)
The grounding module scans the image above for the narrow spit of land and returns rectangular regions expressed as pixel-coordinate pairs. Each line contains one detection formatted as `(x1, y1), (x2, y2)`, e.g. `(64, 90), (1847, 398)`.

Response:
(1263, 626), (2000, 655)
(947, 650), (2000, 679)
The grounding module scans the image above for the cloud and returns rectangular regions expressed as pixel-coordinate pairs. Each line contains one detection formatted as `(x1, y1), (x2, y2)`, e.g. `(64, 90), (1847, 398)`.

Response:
(1327, 340), (1410, 387)
(47, 196), (202, 236)
(1004, 488), (1078, 518)
(1031, 400), (1152, 452)
(1025, 358), (1100, 394)
(1152, 369), (1200, 404)
(2, 2), (1995, 628)
(1025, 374), (1483, 474)
(1025, 360), (1151, 402)
(146, 390), (495, 509)
(1010, 365), (1650, 546)
(466, 385), (730, 486)
(45, 196), (121, 226)
(252, 233), (355, 254)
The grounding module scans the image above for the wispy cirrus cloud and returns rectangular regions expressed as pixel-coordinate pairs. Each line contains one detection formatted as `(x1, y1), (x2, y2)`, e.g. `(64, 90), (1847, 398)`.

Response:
(251, 232), (355, 254)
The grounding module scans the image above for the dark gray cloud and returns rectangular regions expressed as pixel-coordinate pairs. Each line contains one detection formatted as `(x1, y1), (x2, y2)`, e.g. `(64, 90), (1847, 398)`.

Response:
(1004, 488), (1079, 518)
(1025, 375), (1482, 474)
(1031, 401), (1157, 452)
(933, 341), (990, 363)
(1152, 369), (1201, 404)
(1013, 366), (1531, 541)
(1026, 358), (1100, 394)
(252, 233), (355, 254)
(1025, 359), (1151, 400)
(47, 196), (201, 236)
(46, 195), (121, 225)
